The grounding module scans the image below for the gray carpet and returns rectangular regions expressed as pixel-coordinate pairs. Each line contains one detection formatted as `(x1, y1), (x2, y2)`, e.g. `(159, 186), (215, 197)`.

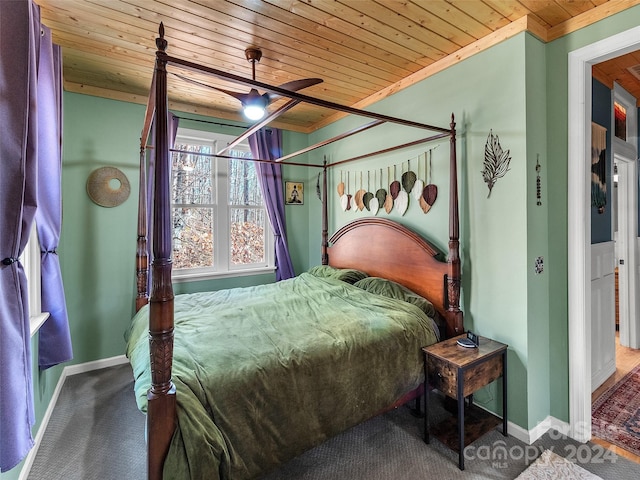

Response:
(27, 364), (640, 479)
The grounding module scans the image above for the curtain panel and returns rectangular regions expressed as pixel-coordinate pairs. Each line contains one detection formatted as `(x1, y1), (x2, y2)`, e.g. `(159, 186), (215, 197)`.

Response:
(35, 25), (73, 369)
(1, 1), (71, 471)
(0, 1), (40, 471)
(248, 129), (295, 280)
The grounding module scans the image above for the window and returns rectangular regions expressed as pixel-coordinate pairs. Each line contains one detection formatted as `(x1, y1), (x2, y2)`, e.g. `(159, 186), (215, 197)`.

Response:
(171, 128), (273, 280)
(20, 224), (48, 336)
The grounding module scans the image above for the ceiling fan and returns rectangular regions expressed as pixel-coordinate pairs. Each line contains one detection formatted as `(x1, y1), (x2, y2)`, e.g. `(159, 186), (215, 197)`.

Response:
(213, 47), (323, 121)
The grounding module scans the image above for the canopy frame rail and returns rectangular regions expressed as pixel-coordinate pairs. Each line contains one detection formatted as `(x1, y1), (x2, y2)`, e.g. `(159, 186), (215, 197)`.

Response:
(138, 23), (460, 480)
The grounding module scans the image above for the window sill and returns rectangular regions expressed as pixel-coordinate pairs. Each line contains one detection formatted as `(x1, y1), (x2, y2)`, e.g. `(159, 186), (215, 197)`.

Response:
(172, 266), (276, 283)
(30, 312), (50, 337)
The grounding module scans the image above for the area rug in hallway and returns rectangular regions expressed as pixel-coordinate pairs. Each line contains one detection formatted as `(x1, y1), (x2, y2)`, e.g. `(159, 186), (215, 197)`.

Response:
(592, 364), (640, 457)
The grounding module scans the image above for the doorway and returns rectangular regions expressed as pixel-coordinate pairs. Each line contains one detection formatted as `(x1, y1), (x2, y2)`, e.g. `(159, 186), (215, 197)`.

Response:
(568, 26), (640, 443)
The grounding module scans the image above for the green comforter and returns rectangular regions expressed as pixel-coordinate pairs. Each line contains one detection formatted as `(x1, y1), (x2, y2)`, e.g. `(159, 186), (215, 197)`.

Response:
(125, 272), (438, 479)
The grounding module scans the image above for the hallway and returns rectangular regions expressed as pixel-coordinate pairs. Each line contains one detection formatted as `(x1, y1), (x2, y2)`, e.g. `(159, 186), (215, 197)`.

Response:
(592, 332), (640, 463)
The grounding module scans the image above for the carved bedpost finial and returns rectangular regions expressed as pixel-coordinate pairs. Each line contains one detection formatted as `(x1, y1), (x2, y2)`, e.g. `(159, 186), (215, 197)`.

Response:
(156, 22), (168, 52)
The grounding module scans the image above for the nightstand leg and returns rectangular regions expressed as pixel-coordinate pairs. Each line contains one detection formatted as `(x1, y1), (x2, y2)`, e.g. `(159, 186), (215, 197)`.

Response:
(502, 350), (508, 436)
(424, 353), (430, 444)
(458, 369), (465, 470)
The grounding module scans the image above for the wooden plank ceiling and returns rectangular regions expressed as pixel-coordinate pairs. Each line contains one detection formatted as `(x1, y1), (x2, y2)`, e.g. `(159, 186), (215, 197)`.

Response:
(36, 0), (640, 133)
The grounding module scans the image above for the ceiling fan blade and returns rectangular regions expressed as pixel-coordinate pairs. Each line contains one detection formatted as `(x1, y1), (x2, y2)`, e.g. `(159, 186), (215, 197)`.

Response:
(211, 86), (250, 104)
(280, 78), (324, 91)
(171, 73), (251, 104)
(265, 78), (323, 103)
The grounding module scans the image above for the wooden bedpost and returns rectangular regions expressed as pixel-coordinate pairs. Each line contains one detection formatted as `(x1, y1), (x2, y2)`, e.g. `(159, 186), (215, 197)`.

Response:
(321, 158), (329, 265)
(136, 66), (157, 312)
(147, 23), (176, 480)
(446, 113), (464, 337)
(136, 145), (149, 312)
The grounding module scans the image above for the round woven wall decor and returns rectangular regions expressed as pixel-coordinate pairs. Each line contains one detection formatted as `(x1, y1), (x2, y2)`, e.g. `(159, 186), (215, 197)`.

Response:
(86, 166), (130, 207)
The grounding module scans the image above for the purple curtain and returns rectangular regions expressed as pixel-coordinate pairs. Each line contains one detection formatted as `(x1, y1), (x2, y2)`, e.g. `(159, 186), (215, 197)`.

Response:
(145, 114), (179, 289)
(0, 0), (40, 471)
(248, 129), (295, 280)
(35, 25), (73, 369)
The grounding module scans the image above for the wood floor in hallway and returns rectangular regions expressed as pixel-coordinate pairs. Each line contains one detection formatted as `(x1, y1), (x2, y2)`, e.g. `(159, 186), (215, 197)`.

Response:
(591, 332), (640, 464)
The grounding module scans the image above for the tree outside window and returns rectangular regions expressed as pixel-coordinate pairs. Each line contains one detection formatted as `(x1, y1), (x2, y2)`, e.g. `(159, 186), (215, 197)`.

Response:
(171, 128), (273, 279)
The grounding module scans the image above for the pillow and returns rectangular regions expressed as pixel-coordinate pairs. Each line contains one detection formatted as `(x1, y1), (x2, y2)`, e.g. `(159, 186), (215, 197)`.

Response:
(307, 265), (369, 284)
(353, 277), (436, 318)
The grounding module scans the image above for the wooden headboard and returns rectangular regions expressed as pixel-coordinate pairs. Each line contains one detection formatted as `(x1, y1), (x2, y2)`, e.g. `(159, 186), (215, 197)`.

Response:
(327, 218), (462, 338)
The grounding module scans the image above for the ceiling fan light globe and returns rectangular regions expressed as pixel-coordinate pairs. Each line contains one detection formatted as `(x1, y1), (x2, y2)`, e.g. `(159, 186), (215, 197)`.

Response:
(243, 104), (266, 121)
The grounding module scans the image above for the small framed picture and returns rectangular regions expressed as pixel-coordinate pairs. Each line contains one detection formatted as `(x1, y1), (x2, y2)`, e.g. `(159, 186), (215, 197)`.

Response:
(285, 182), (304, 205)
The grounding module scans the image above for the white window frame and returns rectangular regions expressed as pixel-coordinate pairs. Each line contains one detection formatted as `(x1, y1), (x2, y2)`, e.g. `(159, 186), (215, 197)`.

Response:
(21, 224), (49, 336)
(171, 128), (274, 282)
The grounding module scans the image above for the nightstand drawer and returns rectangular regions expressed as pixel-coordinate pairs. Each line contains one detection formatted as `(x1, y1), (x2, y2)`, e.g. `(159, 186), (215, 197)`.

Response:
(462, 354), (503, 397)
(428, 356), (457, 397)
(428, 352), (504, 399)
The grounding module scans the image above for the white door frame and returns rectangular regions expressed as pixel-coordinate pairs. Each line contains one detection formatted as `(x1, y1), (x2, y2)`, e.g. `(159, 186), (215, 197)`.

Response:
(568, 26), (640, 443)
(614, 154), (639, 347)
(612, 83), (638, 348)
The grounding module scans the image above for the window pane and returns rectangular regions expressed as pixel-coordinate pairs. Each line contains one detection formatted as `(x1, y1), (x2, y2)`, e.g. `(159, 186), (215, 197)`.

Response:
(230, 208), (265, 265)
(172, 207), (214, 269)
(172, 144), (213, 205)
(228, 151), (262, 206)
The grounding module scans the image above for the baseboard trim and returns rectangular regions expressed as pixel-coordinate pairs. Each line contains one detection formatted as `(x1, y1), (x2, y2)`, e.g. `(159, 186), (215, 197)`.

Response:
(470, 400), (572, 445)
(521, 416), (572, 444)
(62, 354), (129, 376)
(591, 358), (616, 393)
(19, 355), (128, 480)
(470, 403), (570, 445)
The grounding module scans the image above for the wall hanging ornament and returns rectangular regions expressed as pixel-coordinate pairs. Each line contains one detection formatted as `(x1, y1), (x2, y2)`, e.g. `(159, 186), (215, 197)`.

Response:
(390, 164), (401, 200)
(420, 148), (438, 213)
(338, 171), (347, 211)
(413, 154), (424, 201)
(395, 163), (409, 216)
(402, 159), (417, 194)
(363, 171), (375, 212)
(536, 154), (542, 206)
(345, 171), (352, 211)
(355, 171), (366, 211)
(482, 130), (512, 198)
(86, 166), (130, 207)
(384, 166), (394, 213)
(375, 168), (387, 215)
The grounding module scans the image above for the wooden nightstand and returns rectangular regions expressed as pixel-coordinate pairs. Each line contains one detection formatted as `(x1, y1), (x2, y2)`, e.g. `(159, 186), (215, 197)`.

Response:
(422, 334), (508, 470)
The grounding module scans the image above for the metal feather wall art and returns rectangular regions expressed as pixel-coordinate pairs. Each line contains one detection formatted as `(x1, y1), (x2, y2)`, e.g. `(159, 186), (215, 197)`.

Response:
(482, 130), (512, 198)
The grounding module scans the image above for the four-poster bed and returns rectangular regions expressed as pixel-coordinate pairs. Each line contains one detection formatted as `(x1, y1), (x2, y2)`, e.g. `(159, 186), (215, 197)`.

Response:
(129, 24), (463, 480)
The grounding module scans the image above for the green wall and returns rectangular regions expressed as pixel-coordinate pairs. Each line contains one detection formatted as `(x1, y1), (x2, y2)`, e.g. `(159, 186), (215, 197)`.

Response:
(524, 34), (551, 429)
(61, 94), (142, 362)
(309, 34), (533, 428)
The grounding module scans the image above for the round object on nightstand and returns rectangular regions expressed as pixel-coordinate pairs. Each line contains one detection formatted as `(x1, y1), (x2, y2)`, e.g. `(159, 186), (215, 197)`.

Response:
(86, 166), (130, 207)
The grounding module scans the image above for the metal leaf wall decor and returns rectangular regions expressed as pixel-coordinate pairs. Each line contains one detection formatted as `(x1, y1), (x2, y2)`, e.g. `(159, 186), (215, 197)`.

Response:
(482, 130), (512, 198)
